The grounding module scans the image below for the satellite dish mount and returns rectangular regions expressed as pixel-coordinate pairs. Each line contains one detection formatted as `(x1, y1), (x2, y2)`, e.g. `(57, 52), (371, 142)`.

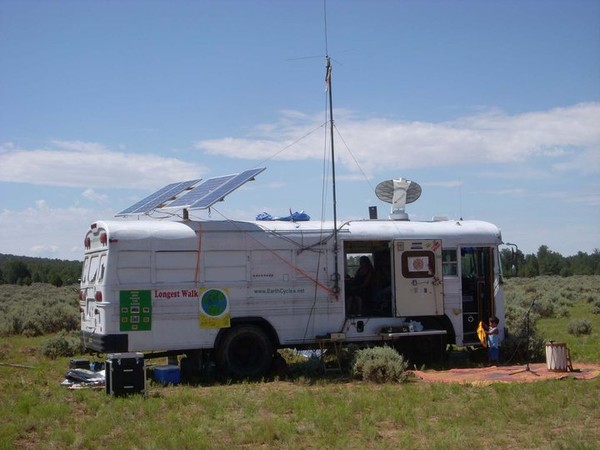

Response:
(375, 178), (422, 221)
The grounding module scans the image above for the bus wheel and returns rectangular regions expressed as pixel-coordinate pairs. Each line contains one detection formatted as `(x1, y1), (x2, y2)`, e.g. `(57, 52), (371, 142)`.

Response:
(217, 324), (274, 379)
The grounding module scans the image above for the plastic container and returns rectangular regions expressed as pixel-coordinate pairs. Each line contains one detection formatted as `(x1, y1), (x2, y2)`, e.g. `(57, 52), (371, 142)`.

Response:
(153, 365), (181, 385)
(545, 342), (568, 372)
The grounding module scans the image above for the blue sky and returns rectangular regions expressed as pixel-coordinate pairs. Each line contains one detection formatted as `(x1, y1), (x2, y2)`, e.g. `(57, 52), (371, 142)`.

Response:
(1, 0), (599, 261)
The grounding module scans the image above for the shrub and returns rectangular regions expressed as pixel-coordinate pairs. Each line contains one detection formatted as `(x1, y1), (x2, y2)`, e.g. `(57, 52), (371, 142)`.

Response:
(555, 305), (571, 318)
(503, 300), (545, 363)
(352, 346), (408, 383)
(278, 348), (309, 365)
(279, 349), (323, 379)
(40, 332), (84, 359)
(524, 285), (537, 294)
(0, 343), (8, 360)
(500, 334), (545, 363)
(504, 303), (540, 340)
(49, 274), (64, 288)
(0, 284), (79, 337)
(586, 294), (599, 304)
(288, 354), (323, 379)
(534, 297), (555, 318)
(567, 319), (593, 337)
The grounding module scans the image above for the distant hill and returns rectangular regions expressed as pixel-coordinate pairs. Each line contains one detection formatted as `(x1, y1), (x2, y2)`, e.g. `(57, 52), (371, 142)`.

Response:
(0, 253), (82, 286)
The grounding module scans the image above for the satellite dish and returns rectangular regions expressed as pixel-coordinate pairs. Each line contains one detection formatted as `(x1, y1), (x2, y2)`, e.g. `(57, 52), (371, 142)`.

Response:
(375, 178), (422, 220)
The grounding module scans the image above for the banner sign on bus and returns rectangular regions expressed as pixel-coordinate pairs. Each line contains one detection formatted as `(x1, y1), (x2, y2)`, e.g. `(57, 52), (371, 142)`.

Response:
(199, 288), (230, 329)
(152, 288), (231, 328)
(120, 290), (152, 331)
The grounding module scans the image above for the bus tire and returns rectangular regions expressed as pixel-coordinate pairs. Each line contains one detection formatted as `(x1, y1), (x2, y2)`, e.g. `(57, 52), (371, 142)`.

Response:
(216, 324), (274, 379)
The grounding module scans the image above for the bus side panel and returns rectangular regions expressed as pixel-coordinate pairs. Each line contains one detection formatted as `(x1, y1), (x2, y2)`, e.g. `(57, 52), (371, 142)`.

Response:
(442, 277), (463, 345)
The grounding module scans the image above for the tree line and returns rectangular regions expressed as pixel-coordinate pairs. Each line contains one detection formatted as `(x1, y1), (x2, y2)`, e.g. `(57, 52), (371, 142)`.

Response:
(500, 245), (600, 277)
(0, 254), (82, 287)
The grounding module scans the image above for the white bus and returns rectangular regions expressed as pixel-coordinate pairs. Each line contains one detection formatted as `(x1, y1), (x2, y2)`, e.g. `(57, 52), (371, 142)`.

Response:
(80, 215), (504, 378)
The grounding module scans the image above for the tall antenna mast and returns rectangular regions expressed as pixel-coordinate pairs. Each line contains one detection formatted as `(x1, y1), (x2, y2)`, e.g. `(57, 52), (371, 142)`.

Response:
(324, 0), (339, 294)
(326, 56), (340, 294)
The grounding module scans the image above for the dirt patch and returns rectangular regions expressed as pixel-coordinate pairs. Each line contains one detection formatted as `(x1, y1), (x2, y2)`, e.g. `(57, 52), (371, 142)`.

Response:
(411, 362), (600, 385)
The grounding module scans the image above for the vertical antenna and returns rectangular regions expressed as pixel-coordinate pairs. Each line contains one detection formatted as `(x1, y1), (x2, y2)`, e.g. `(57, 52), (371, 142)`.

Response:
(326, 56), (340, 294)
(459, 182), (463, 220)
(323, 0), (329, 55)
(324, 0), (339, 293)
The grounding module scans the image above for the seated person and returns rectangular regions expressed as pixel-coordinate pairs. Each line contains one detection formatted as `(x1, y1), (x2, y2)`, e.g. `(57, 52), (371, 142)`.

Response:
(346, 256), (374, 316)
(371, 263), (392, 314)
(372, 284), (392, 314)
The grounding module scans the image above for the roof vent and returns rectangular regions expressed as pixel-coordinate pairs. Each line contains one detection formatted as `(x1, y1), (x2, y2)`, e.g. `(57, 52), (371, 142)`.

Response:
(375, 178), (422, 221)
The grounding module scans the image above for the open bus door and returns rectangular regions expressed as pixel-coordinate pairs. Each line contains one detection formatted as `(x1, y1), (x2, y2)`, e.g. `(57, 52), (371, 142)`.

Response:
(393, 240), (444, 317)
(460, 247), (494, 345)
(392, 239), (448, 363)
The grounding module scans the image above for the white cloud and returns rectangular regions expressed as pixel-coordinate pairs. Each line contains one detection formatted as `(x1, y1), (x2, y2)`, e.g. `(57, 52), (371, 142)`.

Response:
(35, 199), (49, 210)
(0, 202), (110, 260)
(30, 245), (60, 257)
(0, 141), (208, 189)
(82, 188), (108, 203)
(2, 103), (597, 194)
(423, 180), (463, 188)
(194, 102), (600, 176)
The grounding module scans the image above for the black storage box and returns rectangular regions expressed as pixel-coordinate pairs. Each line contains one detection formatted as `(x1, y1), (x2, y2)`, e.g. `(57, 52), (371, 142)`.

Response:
(105, 352), (145, 396)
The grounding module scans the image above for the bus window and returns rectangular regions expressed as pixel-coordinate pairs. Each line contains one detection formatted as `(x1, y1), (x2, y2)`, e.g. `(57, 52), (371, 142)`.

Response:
(345, 253), (371, 278)
(98, 254), (106, 282)
(81, 257), (90, 283)
(442, 249), (458, 276)
(401, 251), (435, 278)
(461, 248), (477, 278)
(88, 255), (100, 283)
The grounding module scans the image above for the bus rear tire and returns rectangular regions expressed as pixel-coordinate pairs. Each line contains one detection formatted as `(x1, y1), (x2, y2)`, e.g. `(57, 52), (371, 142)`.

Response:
(216, 324), (274, 379)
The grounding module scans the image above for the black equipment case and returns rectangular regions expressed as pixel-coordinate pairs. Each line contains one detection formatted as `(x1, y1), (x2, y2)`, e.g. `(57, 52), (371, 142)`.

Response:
(105, 352), (145, 396)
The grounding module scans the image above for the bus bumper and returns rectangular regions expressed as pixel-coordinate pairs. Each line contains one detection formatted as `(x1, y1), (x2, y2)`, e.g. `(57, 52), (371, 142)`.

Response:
(81, 331), (129, 353)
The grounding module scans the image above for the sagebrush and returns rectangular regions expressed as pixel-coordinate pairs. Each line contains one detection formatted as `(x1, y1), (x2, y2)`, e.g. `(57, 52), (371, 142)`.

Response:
(40, 331), (84, 359)
(567, 319), (593, 337)
(352, 346), (408, 383)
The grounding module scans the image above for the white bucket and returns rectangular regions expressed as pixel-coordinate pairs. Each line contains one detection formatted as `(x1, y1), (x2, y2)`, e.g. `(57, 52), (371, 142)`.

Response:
(545, 342), (568, 372)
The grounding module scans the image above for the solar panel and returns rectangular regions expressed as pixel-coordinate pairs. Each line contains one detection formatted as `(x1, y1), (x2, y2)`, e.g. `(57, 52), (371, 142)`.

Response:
(165, 167), (265, 211)
(166, 175), (235, 209)
(116, 179), (201, 216)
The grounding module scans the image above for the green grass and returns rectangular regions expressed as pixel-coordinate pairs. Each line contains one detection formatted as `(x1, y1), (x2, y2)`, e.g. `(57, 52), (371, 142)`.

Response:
(502, 275), (600, 363)
(538, 301), (600, 363)
(1, 334), (599, 449)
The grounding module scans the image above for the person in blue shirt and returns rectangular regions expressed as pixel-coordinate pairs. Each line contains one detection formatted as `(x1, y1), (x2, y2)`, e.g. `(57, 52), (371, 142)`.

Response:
(486, 316), (500, 364)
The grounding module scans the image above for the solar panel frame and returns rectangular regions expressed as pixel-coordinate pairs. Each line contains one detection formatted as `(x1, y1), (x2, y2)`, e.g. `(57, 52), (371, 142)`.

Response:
(165, 174), (235, 209)
(163, 167), (265, 211)
(116, 179), (201, 216)
(188, 168), (265, 210)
